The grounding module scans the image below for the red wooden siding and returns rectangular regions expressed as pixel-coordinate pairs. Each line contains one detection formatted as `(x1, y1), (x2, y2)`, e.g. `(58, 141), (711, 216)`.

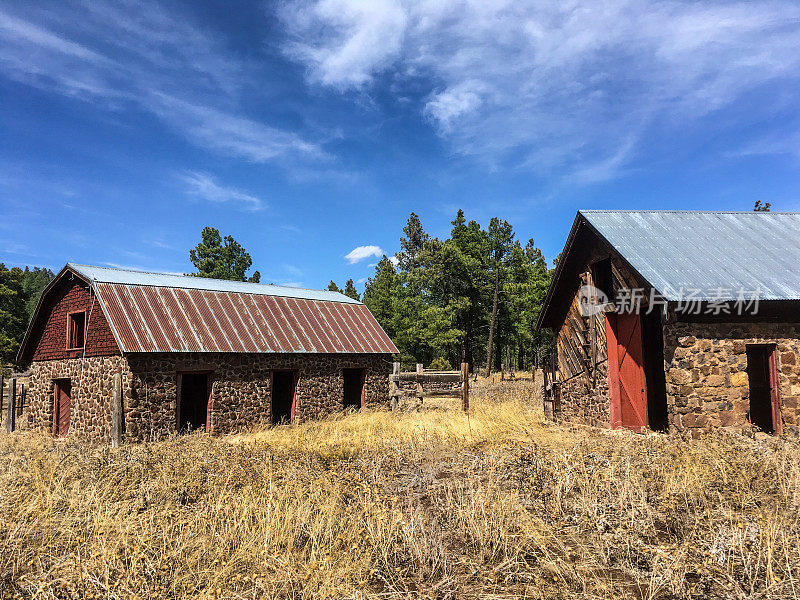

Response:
(27, 278), (120, 361)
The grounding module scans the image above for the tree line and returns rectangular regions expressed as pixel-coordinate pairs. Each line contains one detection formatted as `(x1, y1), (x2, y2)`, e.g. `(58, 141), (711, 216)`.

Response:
(362, 211), (553, 373)
(0, 265), (55, 368)
(2, 214), (553, 374)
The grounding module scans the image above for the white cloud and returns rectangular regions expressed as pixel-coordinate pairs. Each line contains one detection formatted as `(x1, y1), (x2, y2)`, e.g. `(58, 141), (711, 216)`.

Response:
(0, 4), (321, 165)
(280, 0), (800, 180)
(357, 277), (367, 284)
(281, 0), (407, 88)
(345, 245), (384, 264)
(389, 256), (399, 267)
(180, 171), (264, 211)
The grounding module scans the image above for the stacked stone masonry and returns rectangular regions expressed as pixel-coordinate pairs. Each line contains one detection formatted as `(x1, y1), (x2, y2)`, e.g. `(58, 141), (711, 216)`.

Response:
(25, 353), (391, 441)
(663, 321), (800, 437)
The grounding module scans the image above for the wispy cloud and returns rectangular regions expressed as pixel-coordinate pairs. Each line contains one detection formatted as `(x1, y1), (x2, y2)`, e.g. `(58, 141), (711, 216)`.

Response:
(180, 171), (264, 211)
(280, 0), (800, 181)
(0, 4), (321, 166)
(345, 245), (384, 264)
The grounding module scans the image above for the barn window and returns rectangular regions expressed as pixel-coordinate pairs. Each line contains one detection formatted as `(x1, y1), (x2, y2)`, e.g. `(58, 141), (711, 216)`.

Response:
(67, 311), (86, 349)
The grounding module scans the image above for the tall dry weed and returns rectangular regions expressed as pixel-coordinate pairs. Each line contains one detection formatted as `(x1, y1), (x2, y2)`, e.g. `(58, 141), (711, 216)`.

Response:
(1, 380), (798, 599)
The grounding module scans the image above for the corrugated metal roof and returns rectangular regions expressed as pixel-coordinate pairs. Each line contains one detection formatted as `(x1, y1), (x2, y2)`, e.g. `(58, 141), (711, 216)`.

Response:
(581, 210), (800, 300)
(68, 263), (360, 304)
(70, 264), (398, 354)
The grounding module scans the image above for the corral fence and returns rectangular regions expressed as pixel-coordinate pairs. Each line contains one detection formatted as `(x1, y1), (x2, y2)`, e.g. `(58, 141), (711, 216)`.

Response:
(390, 362), (470, 413)
(1, 372), (30, 433)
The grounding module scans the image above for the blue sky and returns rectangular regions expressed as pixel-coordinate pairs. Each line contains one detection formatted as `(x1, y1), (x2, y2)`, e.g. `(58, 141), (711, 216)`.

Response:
(2, 1), (800, 290)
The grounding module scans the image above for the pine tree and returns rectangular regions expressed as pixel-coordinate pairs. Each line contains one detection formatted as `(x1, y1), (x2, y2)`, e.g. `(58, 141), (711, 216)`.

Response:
(362, 256), (400, 338)
(189, 227), (257, 281)
(484, 218), (514, 376)
(343, 279), (361, 301)
(0, 265), (27, 366)
(327, 281), (342, 293)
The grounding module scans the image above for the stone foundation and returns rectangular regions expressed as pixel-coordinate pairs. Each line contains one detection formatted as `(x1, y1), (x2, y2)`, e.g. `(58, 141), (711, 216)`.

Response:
(25, 353), (391, 441)
(663, 321), (800, 437)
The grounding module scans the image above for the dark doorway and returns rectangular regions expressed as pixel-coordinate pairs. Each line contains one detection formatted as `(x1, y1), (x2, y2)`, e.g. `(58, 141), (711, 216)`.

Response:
(272, 371), (296, 424)
(642, 310), (668, 431)
(52, 379), (71, 436)
(178, 372), (210, 432)
(746, 345), (781, 434)
(343, 368), (365, 409)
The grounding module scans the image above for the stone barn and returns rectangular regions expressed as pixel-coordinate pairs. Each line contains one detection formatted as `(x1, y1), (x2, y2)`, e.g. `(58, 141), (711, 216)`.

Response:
(17, 264), (398, 441)
(538, 210), (800, 437)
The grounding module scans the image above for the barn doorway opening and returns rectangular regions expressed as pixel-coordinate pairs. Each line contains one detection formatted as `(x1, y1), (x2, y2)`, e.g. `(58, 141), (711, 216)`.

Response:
(642, 310), (668, 431)
(52, 379), (71, 436)
(178, 372), (210, 432)
(746, 345), (780, 434)
(272, 371), (296, 424)
(343, 368), (365, 409)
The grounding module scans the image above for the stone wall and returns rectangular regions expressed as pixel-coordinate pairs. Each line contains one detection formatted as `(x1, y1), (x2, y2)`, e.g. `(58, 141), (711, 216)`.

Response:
(663, 321), (800, 437)
(24, 353), (392, 441)
(24, 356), (129, 438)
(556, 359), (610, 427)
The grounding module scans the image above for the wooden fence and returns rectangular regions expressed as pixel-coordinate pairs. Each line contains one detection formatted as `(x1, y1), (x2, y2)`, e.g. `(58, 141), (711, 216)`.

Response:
(390, 362), (469, 412)
(1, 374), (29, 433)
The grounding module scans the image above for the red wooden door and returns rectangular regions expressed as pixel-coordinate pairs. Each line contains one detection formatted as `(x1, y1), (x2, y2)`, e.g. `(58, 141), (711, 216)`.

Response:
(606, 313), (648, 430)
(52, 379), (71, 436)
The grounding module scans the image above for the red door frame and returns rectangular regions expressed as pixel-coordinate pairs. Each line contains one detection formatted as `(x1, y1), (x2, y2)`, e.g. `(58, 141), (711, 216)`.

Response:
(768, 347), (783, 435)
(749, 344), (782, 435)
(605, 312), (648, 431)
(270, 369), (298, 423)
(176, 370), (214, 433)
(52, 379), (71, 436)
(359, 368), (366, 409)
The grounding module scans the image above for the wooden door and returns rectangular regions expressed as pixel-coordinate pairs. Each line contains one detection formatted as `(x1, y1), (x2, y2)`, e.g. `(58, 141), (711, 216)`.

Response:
(746, 345), (782, 434)
(52, 379), (71, 436)
(606, 313), (648, 430)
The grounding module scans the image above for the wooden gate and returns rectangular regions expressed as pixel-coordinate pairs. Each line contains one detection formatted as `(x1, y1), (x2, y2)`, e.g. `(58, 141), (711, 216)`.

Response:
(606, 313), (648, 430)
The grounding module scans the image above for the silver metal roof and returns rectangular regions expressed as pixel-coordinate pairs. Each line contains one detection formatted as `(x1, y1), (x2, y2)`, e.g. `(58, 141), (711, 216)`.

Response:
(580, 210), (800, 300)
(67, 263), (361, 304)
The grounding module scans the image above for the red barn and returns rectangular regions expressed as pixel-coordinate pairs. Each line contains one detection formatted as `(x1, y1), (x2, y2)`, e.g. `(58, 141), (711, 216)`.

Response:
(17, 264), (397, 440)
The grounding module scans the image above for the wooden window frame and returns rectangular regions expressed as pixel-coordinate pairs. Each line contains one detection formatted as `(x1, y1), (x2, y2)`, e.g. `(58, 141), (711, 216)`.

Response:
(270, 369), (298, 423)
(746, 344), (782, 435)
(342, 367), (366, 410)
(65, 310), (87, 350)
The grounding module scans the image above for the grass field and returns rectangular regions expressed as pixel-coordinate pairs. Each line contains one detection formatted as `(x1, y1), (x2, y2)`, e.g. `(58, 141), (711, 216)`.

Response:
(1, 380), (799, 599)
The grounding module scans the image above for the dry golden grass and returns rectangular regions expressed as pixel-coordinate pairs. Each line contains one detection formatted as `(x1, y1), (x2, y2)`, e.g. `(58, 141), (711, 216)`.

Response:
(1, 380), (799, 599)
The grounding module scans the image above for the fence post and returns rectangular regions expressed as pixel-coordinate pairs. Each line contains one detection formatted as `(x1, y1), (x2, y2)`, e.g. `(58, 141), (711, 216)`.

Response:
(460, 362), (469, 413)
(112, 373), (123, 448)
(390, 362), (400, 410)
(0, 373), (4, 426)
(6, 378), (16, 433)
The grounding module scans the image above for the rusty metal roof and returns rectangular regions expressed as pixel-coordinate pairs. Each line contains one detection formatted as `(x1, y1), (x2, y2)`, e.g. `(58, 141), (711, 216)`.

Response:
(69, 264), (398, 354)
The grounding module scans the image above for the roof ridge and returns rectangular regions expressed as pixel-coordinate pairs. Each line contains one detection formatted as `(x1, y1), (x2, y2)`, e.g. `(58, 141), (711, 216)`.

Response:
(579, 209), (800, 215)
(67, 263), (354, 298)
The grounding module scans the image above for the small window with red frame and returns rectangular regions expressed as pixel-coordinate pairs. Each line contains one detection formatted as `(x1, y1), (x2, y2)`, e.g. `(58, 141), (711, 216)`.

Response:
(67, 311), (86, 349)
